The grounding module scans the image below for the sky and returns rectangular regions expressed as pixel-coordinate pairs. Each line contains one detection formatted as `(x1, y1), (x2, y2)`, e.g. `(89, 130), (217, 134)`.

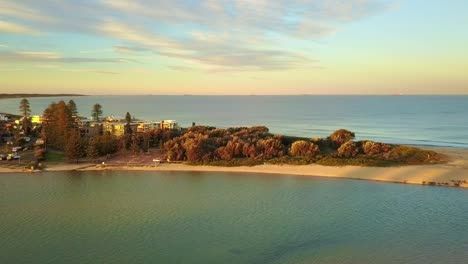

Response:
(0, 0), (467, 95)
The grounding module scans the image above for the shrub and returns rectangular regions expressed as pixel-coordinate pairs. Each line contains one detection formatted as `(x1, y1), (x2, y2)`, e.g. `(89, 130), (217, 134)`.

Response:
(329, 129), (355, 148)
(337, 141), (359, 158)
(362, 141), (392, 155)
(290, 141), (320, 158)
(387, 145), (444, 164)
(311, 137), (335, 153)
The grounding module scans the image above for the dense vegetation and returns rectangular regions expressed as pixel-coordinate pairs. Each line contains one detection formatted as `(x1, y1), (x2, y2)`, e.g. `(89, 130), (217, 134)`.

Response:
(162, 126), (445, 167)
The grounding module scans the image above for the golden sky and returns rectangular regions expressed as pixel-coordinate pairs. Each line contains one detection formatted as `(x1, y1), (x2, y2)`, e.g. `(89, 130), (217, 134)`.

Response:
(0, 0), (467, 95)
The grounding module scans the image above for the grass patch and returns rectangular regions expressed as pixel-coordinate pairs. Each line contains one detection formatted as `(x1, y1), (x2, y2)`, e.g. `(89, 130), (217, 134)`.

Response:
(316, 156), (397, 167)
(386, 145), (446, 165)
(44, 151), (65, 163)
(266, 156), (313, 165)
(188, 158), (263, 167)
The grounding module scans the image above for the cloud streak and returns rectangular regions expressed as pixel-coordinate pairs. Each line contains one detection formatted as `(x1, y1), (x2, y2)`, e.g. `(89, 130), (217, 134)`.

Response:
(0, 20), (41, 35)
(0, 51), (137, 64)
(0, 0), (393, 71)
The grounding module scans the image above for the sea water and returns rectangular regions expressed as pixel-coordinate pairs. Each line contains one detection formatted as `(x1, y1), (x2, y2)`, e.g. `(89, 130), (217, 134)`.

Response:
(1, 95), (467, 148)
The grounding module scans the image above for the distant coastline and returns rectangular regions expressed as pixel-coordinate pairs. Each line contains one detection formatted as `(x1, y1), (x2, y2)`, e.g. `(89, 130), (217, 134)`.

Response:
(0, 94), (86, 99)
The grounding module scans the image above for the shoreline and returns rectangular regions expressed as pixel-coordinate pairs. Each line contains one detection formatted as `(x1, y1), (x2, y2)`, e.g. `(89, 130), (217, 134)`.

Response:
(1, 147), (467, 188)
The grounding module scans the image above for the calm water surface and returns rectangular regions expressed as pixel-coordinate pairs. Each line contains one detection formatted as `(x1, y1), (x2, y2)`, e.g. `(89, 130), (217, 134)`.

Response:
(1, 171), (467, 264)
(1, 95), (467, 148)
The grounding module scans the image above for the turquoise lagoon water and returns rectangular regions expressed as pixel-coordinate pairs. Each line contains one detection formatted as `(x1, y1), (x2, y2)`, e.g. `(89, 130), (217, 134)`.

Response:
(1, 95), (467, 148)
(1, 171), (468, 264)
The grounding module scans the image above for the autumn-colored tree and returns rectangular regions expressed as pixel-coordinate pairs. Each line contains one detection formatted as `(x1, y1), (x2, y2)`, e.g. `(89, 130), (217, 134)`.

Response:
(337, 141), (360, 158)
(164, 137), (185, 161)
(362, 141), (392, 155)
(98, 133), (119, 155)
(329, 129), (355, 148)
(142, 132), (151, 153)
(290, 141), (320, 158)
(162, 126), (290, 162)
(130, 135), (140, 155)
(42, 101), (74, 150)
(260, 137), (286, 159)
(184, 137), (219, 162)
(86, 137), (100, 161)
(65, 130), (84, 162)
(242, 142), (259, 158)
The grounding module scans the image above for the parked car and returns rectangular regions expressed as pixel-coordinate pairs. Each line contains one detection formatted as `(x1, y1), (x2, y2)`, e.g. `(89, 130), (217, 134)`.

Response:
(7, 153), (20, 161)
(23, 137), (31, 142)
(12, 146), (23, 152)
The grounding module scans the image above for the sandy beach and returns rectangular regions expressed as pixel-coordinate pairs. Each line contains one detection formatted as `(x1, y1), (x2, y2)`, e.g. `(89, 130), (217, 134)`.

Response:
(1, 147), (467, 188)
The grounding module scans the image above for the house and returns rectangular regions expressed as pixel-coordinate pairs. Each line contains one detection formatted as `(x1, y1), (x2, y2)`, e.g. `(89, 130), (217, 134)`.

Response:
(160, 120), (178, 129)
(0, 114), (10, 121)
(31, 115), (42, 124)
(103, 122), (125, 137)
(80, 122), (102, 137)
(137, 122), (161, 133)
(102, 122), (137, 137)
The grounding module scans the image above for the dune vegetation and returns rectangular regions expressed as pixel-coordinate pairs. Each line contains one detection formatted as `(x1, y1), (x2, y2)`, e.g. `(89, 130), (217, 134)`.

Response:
(163, 126), (446, 167)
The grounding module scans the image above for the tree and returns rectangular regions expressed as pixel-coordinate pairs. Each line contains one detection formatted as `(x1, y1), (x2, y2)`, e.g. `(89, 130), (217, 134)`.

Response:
(142, 132), (151, 153)
(42, 101), (74, 150)
(362, 141), (391, 155)
(337, 141), (360, 158)
(290, 141), (320, 158)
(329, 129), (355, 148)
(86, 137), (100, 162)
(92, 103), (103, 121)
(21, 116), (32, 136)
(19, 98), (31, 117)
(67, 100), (78, 117)
(125, 112), (132, 125)
(34, 145), (45, 161)
(99, 133), (119, 155)
(19, 98), (32, 135)
(130, 135), (140, 155)
(121, 112), (134, 150)
(65, 130), (84, 162)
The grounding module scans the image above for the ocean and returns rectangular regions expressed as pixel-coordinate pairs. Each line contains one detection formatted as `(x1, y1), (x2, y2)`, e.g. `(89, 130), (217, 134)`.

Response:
(1, 171), (467, 264)
(1, 95), (467, 148)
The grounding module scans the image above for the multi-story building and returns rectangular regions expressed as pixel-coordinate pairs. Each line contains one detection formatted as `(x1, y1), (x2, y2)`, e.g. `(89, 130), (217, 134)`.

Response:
(31, 115), (42, 124)
(160, 120), (178, 129)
